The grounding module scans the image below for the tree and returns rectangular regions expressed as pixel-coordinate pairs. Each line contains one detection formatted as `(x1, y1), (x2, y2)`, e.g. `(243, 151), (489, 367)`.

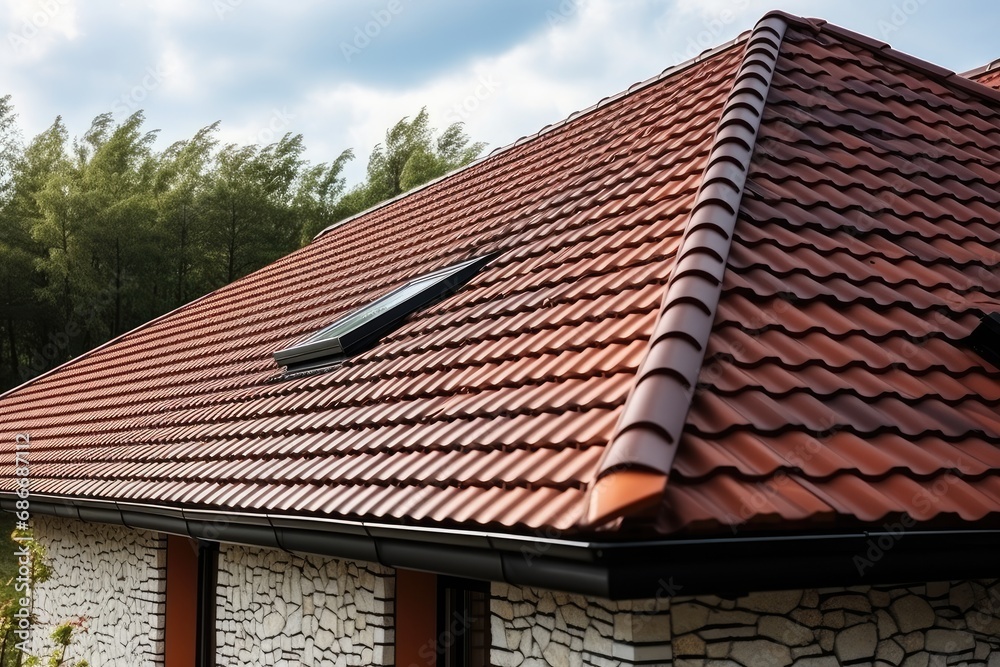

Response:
(0, 115), (66, 385)
(0, 104), (484, 392)
(154, 122), (219, 307)
(0, 96), (27, 386)
(0, 95), (20, 204)
(202, 133), (306, 285)
(359, 107), (486, 210)
(295, 148), (354, 242)
(34, 112), (160, 341)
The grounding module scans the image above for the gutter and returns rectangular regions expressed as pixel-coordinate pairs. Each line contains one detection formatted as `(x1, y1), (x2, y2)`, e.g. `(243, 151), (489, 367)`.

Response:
(4, 493), (998, 600)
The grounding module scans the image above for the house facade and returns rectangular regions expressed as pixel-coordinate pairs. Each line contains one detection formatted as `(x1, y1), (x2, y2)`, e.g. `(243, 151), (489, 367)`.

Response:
(2, 11), (999, 666)
(26, 515), (1000, 665)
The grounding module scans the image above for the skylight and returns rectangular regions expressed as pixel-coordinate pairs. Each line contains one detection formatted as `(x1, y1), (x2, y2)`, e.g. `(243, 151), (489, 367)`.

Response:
(273, 254), (496, 372)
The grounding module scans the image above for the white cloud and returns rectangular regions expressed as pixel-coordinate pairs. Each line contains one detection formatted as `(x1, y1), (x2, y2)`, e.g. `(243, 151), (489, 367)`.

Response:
(296, 0), (757, 181)
(1, 0), (996, 192)
(4, 0), (78, 60)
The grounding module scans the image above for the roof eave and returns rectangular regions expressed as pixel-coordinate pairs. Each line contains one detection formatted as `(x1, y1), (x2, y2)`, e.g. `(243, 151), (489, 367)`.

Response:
(7, 494), (998, 599)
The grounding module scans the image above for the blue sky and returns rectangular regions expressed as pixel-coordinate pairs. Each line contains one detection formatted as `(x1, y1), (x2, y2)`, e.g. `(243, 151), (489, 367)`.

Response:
(2, 0), (998, 186)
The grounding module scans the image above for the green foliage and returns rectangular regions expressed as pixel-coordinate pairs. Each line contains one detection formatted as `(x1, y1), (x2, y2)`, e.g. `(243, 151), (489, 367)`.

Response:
(0, 526), (55, 667)
(0, 100), (485, 392)
(45, 617), (86, 667)
(360, 107), (486, 209)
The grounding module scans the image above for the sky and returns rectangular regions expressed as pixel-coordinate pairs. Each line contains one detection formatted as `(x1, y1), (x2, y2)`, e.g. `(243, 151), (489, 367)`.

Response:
(2, 0), (998, 186)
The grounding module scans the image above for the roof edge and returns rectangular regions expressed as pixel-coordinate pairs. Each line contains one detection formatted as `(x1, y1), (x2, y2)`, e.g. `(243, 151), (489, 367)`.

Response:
(583, 14), (790, 528)
(311, 33), (753, 242)
(0, 287), (220, 404)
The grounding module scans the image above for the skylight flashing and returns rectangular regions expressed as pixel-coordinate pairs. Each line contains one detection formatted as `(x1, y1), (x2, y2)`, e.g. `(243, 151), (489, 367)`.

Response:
(273, 254), (496, 372)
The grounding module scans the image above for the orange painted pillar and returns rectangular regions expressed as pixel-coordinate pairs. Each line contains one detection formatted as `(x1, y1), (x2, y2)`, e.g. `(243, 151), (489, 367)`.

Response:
(395, 569), (439, 667)
(165, 535), (199, 667)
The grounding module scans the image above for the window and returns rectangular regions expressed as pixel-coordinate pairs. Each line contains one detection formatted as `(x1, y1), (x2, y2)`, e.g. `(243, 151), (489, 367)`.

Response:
(437, 577), (490, 667)
(394, 570), (491, 667)
(274, 254), (496, 372)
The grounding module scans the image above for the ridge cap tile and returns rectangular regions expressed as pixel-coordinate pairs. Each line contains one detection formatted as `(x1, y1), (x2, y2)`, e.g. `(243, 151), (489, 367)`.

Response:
(582, 14), (790, 528)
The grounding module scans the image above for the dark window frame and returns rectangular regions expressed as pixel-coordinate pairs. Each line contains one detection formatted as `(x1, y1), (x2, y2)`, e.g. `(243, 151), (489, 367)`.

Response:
(196, 541), (219, 667)
(436, 576), (491, 667)
(273, 254), (496, 372)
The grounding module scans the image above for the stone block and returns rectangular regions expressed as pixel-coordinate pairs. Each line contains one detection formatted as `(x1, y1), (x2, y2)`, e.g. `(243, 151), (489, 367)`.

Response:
(706, 641), (730, 658)
(729, 639), (793, 667)
(314, 628), (335, 650)
(673, 633), (706, 657)
(897, 631), (924, 652)
(758, 615), (815, 646)
(791, 609), (823, 628)
(559, 603), (590, 630)
(924, 628), (974, 653)
(965, 609), (1000, 635)
(584, 624), (611, 657)
(698, 625), (757, 640)
(901, 652), (929, 667)
(673, 602), (711, 635)
(819, 594), (871, 613)
(875, 609), (897, 639)
(890, 595), (935, 633)
(925, 582), (949, 598)
(739, 590), (804, 615)
(541, 639), (569, 666)
(876, 638), (904, 666)
(706, 609), (758, 626)
(834, 623), (877, 663)
(494, 599), (515, 621)
(632, 611), (670, 643)
(790, 657), (838, 667)
(531, 624), (552, 650)
(821, 611), (845, 629)
(536, 594), (556, 614)
(946, 582), (975, 613)
(613, 614), (630, 641)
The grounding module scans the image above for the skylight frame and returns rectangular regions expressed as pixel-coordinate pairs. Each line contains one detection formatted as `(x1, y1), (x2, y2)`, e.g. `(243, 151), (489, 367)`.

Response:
(273, 254), (496, 372)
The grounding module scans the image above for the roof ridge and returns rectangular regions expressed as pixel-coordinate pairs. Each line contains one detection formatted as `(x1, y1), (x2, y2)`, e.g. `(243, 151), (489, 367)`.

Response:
(582, 14), (790, 528)
(769, 12), (1000, 105)
(311, 33), (753, 242)
(960, 57), (1000, 79)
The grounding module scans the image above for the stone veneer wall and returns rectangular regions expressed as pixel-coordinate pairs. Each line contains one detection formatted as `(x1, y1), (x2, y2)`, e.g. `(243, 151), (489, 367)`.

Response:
(30, 515), (167, 666)
(492, 580), (1000, 666)
(215, 543), (395, 666)
(491, 582), (672, 666)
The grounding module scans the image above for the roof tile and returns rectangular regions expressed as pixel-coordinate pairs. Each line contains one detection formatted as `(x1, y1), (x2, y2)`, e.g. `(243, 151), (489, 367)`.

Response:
(1, 13), (998, 540)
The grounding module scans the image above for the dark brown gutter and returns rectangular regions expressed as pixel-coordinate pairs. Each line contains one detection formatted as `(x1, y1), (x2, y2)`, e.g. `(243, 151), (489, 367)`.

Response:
(4, 494), (997, 600)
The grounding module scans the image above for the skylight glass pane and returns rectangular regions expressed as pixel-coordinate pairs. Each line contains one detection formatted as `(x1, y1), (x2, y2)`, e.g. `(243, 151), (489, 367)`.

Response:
(273, 254), (495, 372)
(307, 274), (440, 344)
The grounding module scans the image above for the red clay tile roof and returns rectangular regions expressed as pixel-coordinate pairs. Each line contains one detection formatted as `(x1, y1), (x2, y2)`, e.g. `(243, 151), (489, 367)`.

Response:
(655, 15), (1000, 535)
(1, 12), (998, 541)
(965, 59), (1000, 90)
